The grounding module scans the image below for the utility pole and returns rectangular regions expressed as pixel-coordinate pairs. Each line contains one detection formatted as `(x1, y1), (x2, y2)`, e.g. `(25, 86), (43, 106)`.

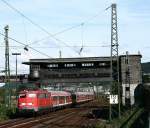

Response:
(109, 3), (120, 121)
(12, 53), (21, 83)
(4, 25), (11, 108)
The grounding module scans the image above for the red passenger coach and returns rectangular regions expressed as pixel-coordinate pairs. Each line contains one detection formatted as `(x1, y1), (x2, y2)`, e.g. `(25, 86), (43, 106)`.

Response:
(18, 89), (94, 115)
(18, 90), (72, 114)
(50, 91), (72, 107)
(75, 92), (94, 103)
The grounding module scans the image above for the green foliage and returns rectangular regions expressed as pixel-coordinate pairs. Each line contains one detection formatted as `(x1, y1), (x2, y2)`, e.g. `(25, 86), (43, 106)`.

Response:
(0, 104), (17, 121)
(0, 85), (18, 121)
(111, 82), (119, 94)
(16, 83), (39, 93)
(0, 104), (9, 121)
(16, 84), (27, 92)
(142, 62), (150, 74)
(0, 88), (5, 104)
(143, 75), (150, 83)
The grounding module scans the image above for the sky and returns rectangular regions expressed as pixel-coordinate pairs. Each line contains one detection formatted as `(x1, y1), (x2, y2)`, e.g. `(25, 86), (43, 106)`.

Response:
(0, 0), (150, 74)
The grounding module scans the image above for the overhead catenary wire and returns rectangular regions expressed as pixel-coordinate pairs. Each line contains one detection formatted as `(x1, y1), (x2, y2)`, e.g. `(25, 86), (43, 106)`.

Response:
(0, 32), (52, 58)
(27, 23), (83, 46)
(28, 10), (107, 46)
(1, 0), (80, 54)
(0, 53), (18, 73)
(1, 0), (107, 54)
(0, 45), (111, 48)
(0, 53), (29, 74)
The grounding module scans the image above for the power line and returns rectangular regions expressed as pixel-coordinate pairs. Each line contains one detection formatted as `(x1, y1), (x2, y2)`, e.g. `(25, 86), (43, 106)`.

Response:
(1, 0), (107, 55)
(27, 10), (106, 46)
(0, 32), (52, 58)
(1, 0), (79, 54)
(0, 45), (111, 48)
(27, 24), (83, 46)
(0, 50), (16, 74)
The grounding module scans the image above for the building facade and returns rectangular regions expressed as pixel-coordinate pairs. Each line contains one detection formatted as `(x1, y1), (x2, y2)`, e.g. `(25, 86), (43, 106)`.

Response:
(120, 55), (142, 105)
(23, 55), (142, 105)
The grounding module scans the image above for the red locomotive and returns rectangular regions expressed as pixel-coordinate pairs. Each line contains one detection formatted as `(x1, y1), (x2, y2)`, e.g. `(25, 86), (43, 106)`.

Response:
(17, 89), (94, 114)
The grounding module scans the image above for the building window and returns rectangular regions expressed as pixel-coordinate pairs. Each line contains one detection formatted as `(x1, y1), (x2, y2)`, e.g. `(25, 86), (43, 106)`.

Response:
(64, 63), (76, 67)
(31, 64), (40, 70)
(99, 62), (106, 66)
(82, 63), (94, 67)
(47, 64), (58, 68)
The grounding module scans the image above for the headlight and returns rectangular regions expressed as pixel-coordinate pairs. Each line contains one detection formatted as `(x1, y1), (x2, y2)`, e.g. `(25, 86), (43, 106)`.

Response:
(28, 103), (33, 105)
(21, 103), (26, 105)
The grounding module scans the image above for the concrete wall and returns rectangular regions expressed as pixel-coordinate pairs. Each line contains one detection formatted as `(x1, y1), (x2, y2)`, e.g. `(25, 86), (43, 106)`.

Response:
(120, 55), (142, 105)
(122, 83), (139, 105)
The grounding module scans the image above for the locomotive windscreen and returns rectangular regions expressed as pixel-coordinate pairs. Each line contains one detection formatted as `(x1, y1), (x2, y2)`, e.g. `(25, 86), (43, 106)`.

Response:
(19, 94), (26, 98)
(28, 94), (36, 98)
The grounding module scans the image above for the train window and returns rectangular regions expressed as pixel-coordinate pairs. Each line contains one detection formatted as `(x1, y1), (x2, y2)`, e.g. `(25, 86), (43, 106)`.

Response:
(59, 96), (65, 100)
(53, 96), (58, 101)
(38, 93), (45, 99)
(28, 94), (36, 98)
(19, 94), (26, 98)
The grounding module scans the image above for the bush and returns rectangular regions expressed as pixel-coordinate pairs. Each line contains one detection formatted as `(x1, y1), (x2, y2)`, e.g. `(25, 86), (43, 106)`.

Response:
(0, 104), (9, 121)
(0, 104), (18, 121)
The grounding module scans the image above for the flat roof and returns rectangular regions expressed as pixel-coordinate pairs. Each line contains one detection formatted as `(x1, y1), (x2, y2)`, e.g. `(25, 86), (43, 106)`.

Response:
(23, 55), (142, 65)
(23, 56), (111, 65)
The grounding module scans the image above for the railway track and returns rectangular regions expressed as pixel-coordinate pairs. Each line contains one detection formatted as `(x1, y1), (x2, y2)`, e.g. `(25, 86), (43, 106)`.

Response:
(0, 108), (91, 128)
(0, 108), (76, 128)
(0, 118), (32, 128)
(0, 99), (108, 128)
(0, 118), (25, 127)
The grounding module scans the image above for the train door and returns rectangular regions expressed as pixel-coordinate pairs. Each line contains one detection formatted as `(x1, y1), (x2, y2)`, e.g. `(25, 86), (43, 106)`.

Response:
(57, 96), (59, 105)
(45, 93), (50, 108)
(18, 93), (27, 109)
(27, 93), (37, 107)
(37, 93), (46, 110)
(71, 93), (76, 105)
(65, 96), (67, 104)
(52, 96), (59, 107)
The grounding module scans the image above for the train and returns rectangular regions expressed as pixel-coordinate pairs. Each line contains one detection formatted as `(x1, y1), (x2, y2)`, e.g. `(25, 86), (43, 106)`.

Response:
(17, 89), (94, 114)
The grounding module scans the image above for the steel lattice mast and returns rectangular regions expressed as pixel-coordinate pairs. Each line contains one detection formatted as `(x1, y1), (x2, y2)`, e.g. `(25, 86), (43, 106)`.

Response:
(4, 25), (10, 83)
(4, 25), (11, 108)
(110, 3), (121, 120)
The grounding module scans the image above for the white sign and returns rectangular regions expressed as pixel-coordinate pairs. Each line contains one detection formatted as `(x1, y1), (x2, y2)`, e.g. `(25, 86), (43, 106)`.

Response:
(109, 95), (118, 104)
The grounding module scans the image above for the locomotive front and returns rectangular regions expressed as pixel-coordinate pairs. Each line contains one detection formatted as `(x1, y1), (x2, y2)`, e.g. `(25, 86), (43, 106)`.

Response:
(18, 90), (38, 113)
